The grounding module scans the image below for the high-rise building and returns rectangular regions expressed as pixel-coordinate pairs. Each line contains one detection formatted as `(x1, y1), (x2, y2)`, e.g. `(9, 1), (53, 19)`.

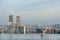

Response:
(55, 24), (60, 29)
(54, 24), (60, 34)
(16, 16), (21, 27)
(9, 15), (13, 22)
(8, 15), (15, 34)
(9, 15), (13, 25)
(15, 16), (21, 33)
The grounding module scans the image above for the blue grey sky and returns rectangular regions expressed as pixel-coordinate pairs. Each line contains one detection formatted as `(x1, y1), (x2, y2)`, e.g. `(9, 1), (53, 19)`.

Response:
(0, 0), (60, 25)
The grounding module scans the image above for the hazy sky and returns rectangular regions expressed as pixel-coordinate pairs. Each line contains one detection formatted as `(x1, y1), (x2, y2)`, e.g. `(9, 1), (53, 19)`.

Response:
(0, 0), (60, 25)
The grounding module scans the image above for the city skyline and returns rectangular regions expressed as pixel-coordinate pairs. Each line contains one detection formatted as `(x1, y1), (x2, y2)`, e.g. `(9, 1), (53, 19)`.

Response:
(0, 0), (60, 25)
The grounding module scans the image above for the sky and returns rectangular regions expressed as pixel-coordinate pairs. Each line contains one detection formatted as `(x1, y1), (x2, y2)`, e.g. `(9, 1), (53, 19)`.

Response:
(0, 0), (60, 25)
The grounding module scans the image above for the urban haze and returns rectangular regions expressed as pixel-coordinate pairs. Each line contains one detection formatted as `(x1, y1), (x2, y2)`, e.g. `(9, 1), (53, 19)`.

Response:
(0, 0), (60, 25)
(0, 0), (60, 40)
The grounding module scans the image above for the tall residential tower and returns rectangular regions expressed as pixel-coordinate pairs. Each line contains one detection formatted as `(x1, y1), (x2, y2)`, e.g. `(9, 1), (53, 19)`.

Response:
(15, 16), (21, 33)
(16, 16), (21, 27)
(9, 15), (13, 25)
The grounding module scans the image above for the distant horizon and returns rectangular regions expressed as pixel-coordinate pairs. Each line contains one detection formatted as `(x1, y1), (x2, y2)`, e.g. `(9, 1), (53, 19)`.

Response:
(0, 0), (60, 25)
(0, 14), (60, 25)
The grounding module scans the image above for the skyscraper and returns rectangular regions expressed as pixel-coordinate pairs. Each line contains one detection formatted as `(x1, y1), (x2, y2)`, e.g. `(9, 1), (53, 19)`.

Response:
(9, 15), (13, 25)
(8, 15), (15, 34)
(16, 16), (21, 27)
(15, 16), (21, 33)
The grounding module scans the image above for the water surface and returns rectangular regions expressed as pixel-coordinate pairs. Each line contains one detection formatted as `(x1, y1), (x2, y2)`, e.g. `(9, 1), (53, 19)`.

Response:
(0, 34), (60, 40)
